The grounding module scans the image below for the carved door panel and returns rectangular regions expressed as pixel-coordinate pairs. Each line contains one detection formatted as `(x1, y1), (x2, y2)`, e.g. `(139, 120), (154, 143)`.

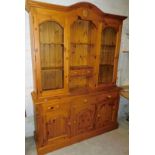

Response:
(95, 99), (117, 129)
(45, 111), (70, 143)
(71, 101), (95, 136)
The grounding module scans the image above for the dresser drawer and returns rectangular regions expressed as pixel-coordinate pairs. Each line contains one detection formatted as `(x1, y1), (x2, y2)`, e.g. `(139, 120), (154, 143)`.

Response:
(43, 99), (69, 113)
(96, 92), (118, 103)
(70, 69), (93, 77)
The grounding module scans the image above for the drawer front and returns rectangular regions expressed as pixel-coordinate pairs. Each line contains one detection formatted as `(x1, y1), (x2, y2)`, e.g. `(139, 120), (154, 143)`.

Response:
(43, 99), (69, 114)
(96, 92), (118, 103)
(70, 69), (93, 77)
(71, 95), (97, 107)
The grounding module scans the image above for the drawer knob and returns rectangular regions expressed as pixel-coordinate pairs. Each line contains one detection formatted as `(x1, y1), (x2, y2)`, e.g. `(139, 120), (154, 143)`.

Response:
(97, 114), (100, 118)
(84, 99), (88, 103)
(107, 95), (112, 99)
(48, 105), (59, 110)
(48, 106), (54, 110)
(73, 121), (76, 124)
(68, 122), (71, 126)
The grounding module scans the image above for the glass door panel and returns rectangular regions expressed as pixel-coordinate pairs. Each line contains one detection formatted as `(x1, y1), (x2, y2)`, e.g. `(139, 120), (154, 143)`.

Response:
(98, 27), (116, 84)
(70, 19), (96, 91)
(39, 21), (64, 90)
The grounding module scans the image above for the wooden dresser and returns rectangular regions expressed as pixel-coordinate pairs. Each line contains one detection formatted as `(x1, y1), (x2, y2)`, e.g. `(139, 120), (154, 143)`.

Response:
(26, 1), (126, 154)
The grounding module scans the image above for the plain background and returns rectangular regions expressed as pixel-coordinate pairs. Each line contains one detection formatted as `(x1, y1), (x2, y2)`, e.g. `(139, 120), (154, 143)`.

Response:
(0, 0), (155, 155)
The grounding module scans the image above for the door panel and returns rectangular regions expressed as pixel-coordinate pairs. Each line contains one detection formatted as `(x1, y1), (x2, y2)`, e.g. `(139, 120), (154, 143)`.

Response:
(46, 114), (68, 140)
(98, 27), (117, 84)
(95, 99), (117, 129)
(39, 21), (64, 91)
(44, 104), (70, 143)
(71, 98), (95, 136)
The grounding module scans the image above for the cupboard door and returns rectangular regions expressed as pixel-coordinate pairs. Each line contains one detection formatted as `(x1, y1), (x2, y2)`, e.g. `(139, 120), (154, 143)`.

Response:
(98, 27), (117, 84)
(95, 99), (117, 129)
(71, 99), (95, 136)
(39, 21), (64, 91)
(45, 111), (70, 143)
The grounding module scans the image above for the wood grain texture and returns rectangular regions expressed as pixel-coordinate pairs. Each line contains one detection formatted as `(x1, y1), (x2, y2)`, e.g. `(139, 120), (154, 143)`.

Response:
(27, 1), (126, 154)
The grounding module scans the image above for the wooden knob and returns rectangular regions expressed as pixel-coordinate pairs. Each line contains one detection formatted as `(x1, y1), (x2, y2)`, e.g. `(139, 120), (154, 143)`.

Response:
(48, 106), (54, 110)
(84, 99), (88, 103)
(97, 114), (100, 118)
(73, 121), (76, 124)
(68, 122), (71, 126)
(107, 95), (112, 99)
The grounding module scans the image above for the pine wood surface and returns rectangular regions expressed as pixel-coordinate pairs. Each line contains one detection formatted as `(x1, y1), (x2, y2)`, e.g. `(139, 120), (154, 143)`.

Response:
(26, 1), (126, 154)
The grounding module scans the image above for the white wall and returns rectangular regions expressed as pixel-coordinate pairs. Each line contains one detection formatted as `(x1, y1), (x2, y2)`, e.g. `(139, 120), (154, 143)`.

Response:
(25, 0), (129, 137)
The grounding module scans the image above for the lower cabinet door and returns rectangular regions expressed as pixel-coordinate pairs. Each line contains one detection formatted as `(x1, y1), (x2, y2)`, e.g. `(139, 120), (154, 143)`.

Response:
(45, 111), (70, 143)
(71, 102), (95, 136)
(95, 99), (117, 129)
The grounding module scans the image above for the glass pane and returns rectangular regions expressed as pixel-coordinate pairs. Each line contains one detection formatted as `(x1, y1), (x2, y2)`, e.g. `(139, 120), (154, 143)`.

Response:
(39, 21), (64, 90)
(99, 27), (116, 84)
(69, 19), (96, 91)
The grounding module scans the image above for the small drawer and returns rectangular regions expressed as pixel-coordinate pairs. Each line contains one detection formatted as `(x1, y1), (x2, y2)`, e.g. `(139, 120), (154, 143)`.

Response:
(96, 92), (118, 102)
(71, 95), (96, 108)
(70, 69), (93, 77)
(44, 103), (61, 112)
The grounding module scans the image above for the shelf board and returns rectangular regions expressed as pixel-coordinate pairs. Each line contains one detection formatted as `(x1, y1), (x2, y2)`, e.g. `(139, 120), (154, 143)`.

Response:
(70, 66), (93, 70)
(40, 43), (64, 45)
(99, 64), (114, 67)
(41, 66), (63, 70)
(101, 44), (116, 47)
(71, 42), (94, 46)
(70, 74), (93, 78)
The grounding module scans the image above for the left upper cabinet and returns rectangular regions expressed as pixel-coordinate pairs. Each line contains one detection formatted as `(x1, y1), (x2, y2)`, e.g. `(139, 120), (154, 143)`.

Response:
(39, 21), (64, 91)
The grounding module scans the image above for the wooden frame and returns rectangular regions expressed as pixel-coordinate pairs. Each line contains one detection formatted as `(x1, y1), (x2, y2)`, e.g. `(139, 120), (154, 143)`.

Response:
(26, 1), (126, 155)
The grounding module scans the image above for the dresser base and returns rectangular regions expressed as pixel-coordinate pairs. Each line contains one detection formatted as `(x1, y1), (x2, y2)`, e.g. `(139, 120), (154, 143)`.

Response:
(36, 123), (118, 155)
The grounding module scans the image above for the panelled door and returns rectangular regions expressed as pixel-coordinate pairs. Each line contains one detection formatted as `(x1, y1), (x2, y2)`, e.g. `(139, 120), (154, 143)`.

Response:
(95, 98), (118, 129)
(43, 101), (70, 144)
(70, 97), (96, 136)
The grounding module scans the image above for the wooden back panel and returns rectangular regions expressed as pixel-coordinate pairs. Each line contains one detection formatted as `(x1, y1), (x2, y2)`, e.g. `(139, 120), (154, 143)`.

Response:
(39, 21), (64, 90)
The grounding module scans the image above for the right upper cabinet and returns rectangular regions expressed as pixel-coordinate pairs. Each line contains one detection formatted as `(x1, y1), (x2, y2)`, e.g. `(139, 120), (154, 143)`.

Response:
(98, 27), (117, 84)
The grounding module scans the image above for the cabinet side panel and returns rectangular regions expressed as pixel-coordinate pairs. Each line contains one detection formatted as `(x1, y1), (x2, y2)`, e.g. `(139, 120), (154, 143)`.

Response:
(29, 11), (37, 92)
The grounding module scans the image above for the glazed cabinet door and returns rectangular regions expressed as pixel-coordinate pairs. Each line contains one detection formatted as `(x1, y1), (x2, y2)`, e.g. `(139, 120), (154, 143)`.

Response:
(70, 98), (95, 136)
(98, 27), (117, 84)
(39, 21), (64, 91)
(32, 11), (67, 96)
(95, 99), (118, 129)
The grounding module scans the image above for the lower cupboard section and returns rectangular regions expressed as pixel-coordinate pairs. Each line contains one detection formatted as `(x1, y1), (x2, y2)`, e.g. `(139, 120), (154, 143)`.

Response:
(36, 123), (118, 155)
(34, 91), (120, 155)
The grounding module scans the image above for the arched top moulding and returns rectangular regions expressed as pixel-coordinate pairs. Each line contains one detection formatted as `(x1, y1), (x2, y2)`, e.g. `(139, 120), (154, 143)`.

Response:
(25, 0), (127, 21)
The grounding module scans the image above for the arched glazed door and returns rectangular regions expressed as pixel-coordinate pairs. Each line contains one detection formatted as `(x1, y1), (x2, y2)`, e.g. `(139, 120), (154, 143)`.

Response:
(39, 21), (64, 91)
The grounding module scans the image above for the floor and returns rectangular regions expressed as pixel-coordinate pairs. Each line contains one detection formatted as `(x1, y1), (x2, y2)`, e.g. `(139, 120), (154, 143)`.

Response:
(25, 97), (129, 155)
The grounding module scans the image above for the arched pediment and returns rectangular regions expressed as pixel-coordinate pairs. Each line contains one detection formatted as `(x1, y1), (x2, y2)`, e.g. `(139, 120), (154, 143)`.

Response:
(26, 1), (126, 20)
